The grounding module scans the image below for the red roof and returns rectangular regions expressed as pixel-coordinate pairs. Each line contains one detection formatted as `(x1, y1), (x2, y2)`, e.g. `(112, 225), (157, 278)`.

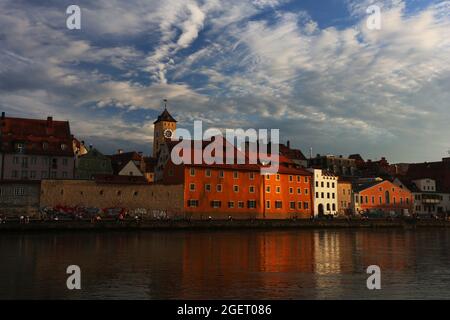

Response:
(0, 115), (74, 156)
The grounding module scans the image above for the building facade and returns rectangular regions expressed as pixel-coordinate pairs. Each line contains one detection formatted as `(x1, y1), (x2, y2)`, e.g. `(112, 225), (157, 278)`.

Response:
(308, 169), (338, 216)
(0, 113), (75, 180)
(337, 179), (352, 215)
(353, 180), (413, 216)
(75, 147), (113, 179)
(309, 154), (357, 177)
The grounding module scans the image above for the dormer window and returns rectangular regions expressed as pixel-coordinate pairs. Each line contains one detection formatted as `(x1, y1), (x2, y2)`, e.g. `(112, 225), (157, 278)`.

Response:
(61, 143), (67, 151)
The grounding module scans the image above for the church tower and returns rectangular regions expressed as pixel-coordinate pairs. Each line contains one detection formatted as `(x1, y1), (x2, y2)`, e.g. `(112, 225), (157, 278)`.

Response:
(153, 99), (177, 157)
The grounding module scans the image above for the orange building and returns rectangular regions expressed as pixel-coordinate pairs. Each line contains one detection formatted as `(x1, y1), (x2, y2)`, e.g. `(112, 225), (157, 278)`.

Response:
(161, 138), (313, 219)
(353, 180), (413, 216)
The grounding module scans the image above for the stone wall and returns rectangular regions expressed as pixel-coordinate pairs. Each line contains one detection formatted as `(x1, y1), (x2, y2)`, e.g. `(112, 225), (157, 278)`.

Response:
(0, 181), (41, 216)
(40, 180), (184, 218)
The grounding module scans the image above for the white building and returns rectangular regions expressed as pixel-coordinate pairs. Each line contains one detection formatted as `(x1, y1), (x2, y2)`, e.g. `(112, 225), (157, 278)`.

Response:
(308, 168), (338, 216)
(394, 178), (450, 217)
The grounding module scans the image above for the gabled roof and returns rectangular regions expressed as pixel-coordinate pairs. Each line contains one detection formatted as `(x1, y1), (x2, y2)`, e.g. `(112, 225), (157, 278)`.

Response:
(109, 152), (143, 174)
(153, 108), (177, 124)
(0, 115), (74, 156)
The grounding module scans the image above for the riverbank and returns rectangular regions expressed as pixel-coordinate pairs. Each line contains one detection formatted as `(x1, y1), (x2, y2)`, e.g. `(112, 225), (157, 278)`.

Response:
(0, 218), (449, 232)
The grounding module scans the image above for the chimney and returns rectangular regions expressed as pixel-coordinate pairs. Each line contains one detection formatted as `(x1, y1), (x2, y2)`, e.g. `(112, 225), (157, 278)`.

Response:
(117, 149), (123, 154)
(47, 116), (53, 127)
(1, 112), (5, 119)
(287, 140), (290, 149)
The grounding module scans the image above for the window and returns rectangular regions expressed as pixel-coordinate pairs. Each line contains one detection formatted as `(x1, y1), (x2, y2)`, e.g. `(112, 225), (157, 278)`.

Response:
(188, 199), (198, 208)
(303, 202), (309, 209)
(316, 181), (319, 187)
(327, 182), (330, 188)
(205, 184), (211, 192)
(249, 172), (254, 180)
(332, 183), (335, 188)
(365, 196), (368, 203)
(289, 175), (293, 182)
(211, 200), (221, 208)
(297, 188), (301, 194)
(372, 196), (375, 204)
(275, 201), (283, 209)
(276, 186), (281, 193)
(216, 184), (222, 192)
(13, 157), (19, 165)
(247, 200), (257, 209)
(298, 201), (302, 209)
(42, 142), (48, 150)
(379, 196), (382, 204)
(15, 143), (25, 153)
(276, 174), (280, 181)
(62, 158), (68, 166)
(327, 192), (330, 199)
(266, 174), (270, 180)
(266, 201), (271, 209)
(266, 186), (271, 193)
(14, 187), (25, 196)
(332, 193), (335, 199)
(297, 176), (301, 182)
(249, 186), (255, 193)
(60, 144), (67, 151)
(321, 182), (324, 187)
(62, 172), (68, 178)
(233, 171), (239, 179)
(31, 157), (37, 165)
(228, 201), (235, 208)
(316, 192), (319, 198)
(233, 185), (239, 193)
(332, 204), (336, 211)
(30, 171), (36, 179)
(21, 157), (28, 168)
(219, 170), (224, 178)
(304, 177), (309, 183)
(289, 187), (293, 194)
(190, 168), (195, 176)
(238, 201), (244, 208)
(305, 188), (309, 195)
(290, 202), (296, 210)
(205, 169), (211, 177)
(189, 183), (195, 191)
(41, 171), (47, 179)
(327, 203), (331, 211)
(321, 192), (324, 199)
(21, 171), (28, 179)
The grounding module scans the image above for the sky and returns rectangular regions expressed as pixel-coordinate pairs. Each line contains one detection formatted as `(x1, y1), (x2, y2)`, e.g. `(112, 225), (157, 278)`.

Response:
(0, 0), (449, 163)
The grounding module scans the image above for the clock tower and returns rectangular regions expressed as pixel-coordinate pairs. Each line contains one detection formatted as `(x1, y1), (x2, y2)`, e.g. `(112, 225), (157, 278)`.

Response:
(153, 100), (177, 157)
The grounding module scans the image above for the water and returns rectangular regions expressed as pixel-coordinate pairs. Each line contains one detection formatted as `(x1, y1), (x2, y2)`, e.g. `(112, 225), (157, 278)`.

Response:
(0, 229), (449, 299)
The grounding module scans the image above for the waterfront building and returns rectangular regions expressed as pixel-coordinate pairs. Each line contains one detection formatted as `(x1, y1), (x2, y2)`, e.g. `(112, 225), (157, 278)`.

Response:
(349, 154), (395, 178)
(393, 177), (450, 217)
(75, 147), (113, 179)
(279, 141), (308, 168)
(352, 179), (413, 216)
(0, 113), (75, 181)
(308, 168), (338, 216)
(337, 178), (353, 215)
(404, 157), (450, 195)
(161, 137), (314, 219)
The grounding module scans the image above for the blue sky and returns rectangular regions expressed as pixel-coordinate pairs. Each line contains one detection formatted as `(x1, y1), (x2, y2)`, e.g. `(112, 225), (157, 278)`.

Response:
(0, 0), (449, 162)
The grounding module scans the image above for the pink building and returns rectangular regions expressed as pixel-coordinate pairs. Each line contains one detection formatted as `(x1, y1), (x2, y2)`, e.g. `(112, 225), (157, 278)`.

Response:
(0, 113), (75, 180)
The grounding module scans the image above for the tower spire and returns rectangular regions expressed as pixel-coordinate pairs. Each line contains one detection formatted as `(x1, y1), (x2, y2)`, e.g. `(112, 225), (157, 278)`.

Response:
(163, 98), (168, 110)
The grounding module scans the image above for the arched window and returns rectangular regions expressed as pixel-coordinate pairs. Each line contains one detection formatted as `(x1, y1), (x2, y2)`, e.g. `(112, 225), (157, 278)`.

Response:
(385, 190), (390, 204)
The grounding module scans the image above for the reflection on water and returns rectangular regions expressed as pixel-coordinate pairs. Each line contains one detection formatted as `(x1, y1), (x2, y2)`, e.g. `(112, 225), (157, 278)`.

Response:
(0, 229), (449, 299)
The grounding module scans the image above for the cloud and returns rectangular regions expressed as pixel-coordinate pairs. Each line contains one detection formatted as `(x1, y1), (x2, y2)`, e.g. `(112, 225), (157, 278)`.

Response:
(0, 0), (449, 162)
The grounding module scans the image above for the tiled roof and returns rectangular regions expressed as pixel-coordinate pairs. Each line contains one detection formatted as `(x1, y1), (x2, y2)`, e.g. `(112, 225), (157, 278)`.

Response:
(153, 108), (177, 124)
(0, 115), (74, 156)
(109, 152), (143, 174)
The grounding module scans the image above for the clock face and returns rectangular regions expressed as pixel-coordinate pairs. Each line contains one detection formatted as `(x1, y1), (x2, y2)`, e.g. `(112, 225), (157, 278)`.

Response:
(163, 129), (173, 139)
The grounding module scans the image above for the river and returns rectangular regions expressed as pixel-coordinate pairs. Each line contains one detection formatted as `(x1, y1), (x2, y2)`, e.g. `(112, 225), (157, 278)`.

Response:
(0, 229), (449, 299)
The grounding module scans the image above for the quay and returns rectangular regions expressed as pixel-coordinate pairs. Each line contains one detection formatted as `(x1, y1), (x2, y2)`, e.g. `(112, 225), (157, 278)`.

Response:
(0, 218), (449, 232)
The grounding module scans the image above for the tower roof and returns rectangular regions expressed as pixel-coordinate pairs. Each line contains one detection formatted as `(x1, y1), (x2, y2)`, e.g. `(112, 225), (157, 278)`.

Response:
(153, 108), (177, 124)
